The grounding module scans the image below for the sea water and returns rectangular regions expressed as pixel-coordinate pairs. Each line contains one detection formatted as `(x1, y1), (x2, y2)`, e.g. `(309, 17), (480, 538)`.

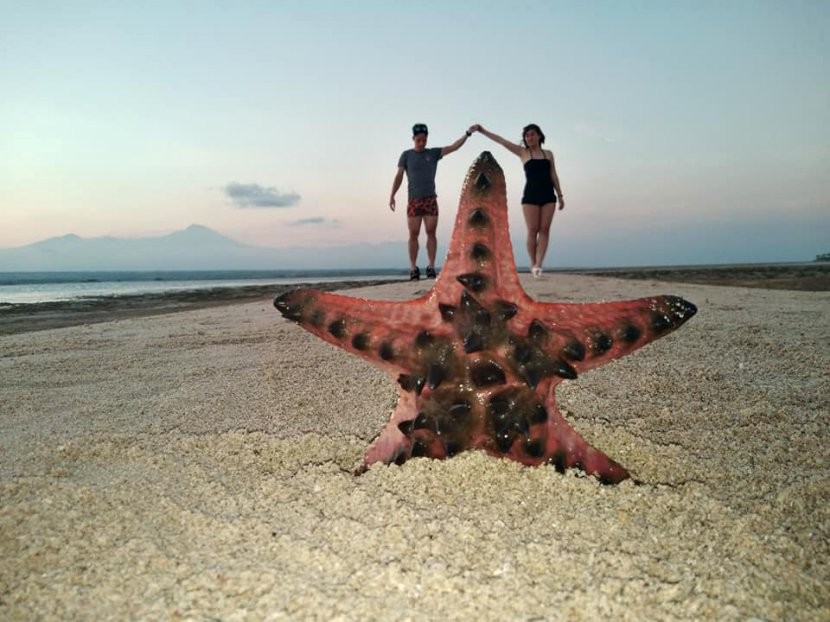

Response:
(0, 270), (405, 305)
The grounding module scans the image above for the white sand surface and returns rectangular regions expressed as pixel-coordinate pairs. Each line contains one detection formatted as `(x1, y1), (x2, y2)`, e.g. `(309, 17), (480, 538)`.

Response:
(1, 275), (827, 620)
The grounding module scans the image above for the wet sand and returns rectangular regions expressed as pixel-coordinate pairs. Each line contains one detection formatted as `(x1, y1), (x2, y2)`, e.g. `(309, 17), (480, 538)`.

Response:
(1, 272), (828, 620)
(0, 279), (399, 336)
(568, 262), (830, 292)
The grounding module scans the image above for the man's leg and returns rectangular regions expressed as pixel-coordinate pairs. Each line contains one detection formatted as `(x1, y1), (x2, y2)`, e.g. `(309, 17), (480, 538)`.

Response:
(407, 216), (423, 271)
(424, 215), (438, 270)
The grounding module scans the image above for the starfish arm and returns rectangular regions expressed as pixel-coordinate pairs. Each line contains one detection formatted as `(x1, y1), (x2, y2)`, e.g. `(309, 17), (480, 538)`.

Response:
(484, 384), (631, 483)
(538, 396), (631, 484)
(512, 295), (697, 375)
(275, 288), (447, 375)
(459, 376), (632, 483)
(358, 390), (417, 469)
(439, 152), (523, 298)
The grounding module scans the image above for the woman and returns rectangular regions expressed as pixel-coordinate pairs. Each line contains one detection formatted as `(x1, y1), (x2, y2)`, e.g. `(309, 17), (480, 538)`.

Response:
(474, 123), (565, 277)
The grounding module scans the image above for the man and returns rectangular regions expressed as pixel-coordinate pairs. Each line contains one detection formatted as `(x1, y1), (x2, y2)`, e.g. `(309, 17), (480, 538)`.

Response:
(389, 123), (475, 280)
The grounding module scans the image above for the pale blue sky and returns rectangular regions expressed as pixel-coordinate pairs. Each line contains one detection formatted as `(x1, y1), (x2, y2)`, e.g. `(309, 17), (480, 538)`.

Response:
(1, 0), (828, 267)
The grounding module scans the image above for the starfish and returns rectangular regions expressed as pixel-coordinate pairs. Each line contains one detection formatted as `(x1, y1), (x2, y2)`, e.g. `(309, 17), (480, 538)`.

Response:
(275, 152), (696, 484)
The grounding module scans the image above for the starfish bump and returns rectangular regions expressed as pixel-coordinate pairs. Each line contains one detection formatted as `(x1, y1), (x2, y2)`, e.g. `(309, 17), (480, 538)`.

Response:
(275, 152), (696, 484)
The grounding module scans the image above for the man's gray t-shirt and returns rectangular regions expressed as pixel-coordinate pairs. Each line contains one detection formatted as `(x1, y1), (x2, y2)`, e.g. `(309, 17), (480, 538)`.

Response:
(398, 147), (443, 199)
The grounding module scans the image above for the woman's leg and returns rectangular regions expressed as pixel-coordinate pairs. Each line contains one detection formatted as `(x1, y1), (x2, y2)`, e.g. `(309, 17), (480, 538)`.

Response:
(534, 202), (557, 269)
(522, 203), (541, 270)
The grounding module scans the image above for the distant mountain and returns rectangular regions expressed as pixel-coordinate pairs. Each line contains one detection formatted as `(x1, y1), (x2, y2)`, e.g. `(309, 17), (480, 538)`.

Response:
(0, 225), (416, 271)
(4, 217), (825, 272)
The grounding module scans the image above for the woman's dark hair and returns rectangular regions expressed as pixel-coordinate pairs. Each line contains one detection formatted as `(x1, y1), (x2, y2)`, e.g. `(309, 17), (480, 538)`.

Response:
(521, 123), (545, 147)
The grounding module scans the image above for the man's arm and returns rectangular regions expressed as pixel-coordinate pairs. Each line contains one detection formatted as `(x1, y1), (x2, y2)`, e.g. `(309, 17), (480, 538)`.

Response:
(440, 127), (475, 157)
(389, 167), (404, 211)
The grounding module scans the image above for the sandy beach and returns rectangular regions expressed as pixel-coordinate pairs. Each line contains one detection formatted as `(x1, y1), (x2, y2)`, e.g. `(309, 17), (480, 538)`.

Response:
(1, 273), (828, 620)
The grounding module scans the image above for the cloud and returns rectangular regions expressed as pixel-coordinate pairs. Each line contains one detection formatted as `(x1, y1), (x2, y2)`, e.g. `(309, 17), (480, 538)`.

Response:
(288, 217), (341, 227)
(224, 182), (300, 208)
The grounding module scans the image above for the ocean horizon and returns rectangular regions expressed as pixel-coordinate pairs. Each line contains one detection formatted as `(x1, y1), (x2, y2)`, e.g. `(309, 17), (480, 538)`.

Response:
(1, 261), (823, 305)
(0, 269), (407, 305)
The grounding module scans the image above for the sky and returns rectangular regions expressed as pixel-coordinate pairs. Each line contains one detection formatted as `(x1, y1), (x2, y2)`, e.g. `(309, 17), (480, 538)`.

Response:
(1, 0), (828, 268)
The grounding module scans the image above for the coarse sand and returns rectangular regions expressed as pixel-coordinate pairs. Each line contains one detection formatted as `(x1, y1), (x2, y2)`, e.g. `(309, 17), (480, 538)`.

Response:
(1, 274), (827, 620)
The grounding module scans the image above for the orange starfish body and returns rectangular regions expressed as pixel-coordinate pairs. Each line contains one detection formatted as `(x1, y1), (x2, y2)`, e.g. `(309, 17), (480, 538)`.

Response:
(275, 152), (696, 483)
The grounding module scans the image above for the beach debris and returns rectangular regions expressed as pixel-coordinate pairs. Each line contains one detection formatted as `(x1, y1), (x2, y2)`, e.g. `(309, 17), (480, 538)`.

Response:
(275, 152), (696, 483)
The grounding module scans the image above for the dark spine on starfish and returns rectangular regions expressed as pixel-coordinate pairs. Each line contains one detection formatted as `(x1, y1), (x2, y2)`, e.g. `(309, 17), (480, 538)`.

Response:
(351, 332), (370, 350)
(473, 171), (491, 191)
(528, 319), (548, 343)
(524, 438), (545, 458)
(415, 329), (434, 348)
(379, 341), (395, 361)
(457, 273), (487, 293)
(561, 340), (586, 361)
(439, 304), (456, 321)
(471, 242), (491, 262)
(274, 294), (304, 322)
(398, 374), (425, 395)
(328, 318), (347, 339)
(468, 208), (489, 228)
(494, 300), (518, 321)
(463, 331), (485, 354)
(587, 329), (613, 356)
(620, 324), (642, 343)
(470, 360), (507, 387)
(426, 363), (448, 390)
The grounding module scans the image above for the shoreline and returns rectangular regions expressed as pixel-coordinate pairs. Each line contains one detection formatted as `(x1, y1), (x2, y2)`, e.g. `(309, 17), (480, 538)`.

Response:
(564, 261), (829, 291)
(0, 279), (399, 336)
(1, 263), (827, 336)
